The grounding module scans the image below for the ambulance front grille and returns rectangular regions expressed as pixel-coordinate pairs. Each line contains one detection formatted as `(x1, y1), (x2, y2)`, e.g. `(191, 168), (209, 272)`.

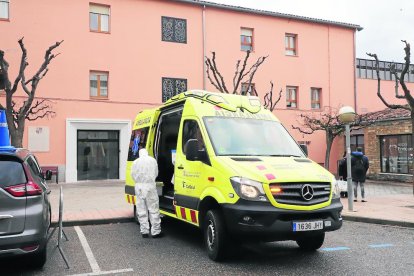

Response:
(270, 182), (331, 206)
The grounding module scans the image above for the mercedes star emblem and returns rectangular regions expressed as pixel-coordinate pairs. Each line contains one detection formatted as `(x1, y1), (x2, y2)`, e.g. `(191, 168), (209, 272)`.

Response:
(301, 184), (314, 201)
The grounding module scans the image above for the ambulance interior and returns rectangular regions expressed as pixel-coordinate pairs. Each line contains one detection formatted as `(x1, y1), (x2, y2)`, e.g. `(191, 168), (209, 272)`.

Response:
(155, 108), (182, 211)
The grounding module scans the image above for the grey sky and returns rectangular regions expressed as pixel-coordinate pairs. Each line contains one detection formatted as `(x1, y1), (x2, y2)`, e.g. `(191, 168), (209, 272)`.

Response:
(208, 0), (414, 62)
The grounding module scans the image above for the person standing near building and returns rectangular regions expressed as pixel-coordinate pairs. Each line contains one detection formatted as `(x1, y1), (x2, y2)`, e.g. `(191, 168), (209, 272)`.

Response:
(338, 151), (347, 180)
(131, 148), (163, 238)
(351, 147), (369, 202)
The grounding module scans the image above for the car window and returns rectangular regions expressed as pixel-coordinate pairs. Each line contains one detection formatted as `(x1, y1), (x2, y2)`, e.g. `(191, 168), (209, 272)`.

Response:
(182, 120), (205, 154)
(0, 160), (27, 187)
(26, 156), (42, 181)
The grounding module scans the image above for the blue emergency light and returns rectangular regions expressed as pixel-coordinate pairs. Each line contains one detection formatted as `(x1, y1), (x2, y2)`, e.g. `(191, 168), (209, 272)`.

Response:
(0, 109), (16, 152)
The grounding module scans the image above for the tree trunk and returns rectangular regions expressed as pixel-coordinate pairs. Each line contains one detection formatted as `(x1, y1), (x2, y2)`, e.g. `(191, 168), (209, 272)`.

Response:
(412, 114), (414, 196)
(324, 131), (333, 170)
(8, 121), (24, 148)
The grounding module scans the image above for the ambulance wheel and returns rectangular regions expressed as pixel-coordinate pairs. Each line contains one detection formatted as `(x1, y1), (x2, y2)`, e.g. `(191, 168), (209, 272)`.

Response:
(296, 233), (325, 251)
(204, 209), (227, 261)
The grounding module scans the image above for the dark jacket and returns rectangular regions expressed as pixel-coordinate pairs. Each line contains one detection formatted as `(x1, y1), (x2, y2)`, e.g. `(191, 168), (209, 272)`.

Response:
(351, 151), (369, 182)
(338, 158), (347, 180)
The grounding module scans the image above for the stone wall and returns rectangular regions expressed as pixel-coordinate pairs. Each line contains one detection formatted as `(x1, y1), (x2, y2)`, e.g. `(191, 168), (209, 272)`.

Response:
(364, 119), (413, 182)
(334, 117), (413, 182)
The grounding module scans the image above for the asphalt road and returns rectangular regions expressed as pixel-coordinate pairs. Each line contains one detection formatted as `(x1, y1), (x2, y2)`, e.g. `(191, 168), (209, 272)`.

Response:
(1, 220), (413, 276)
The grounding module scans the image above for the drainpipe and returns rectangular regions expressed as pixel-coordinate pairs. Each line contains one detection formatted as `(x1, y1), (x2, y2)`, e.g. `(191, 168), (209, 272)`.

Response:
(353, 30), (357, 112)
(202, 5), (206, 90)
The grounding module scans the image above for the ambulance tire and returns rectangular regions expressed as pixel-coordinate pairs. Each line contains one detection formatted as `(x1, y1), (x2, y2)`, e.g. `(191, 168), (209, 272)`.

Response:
(204, 209), (227, 261)
(296, 232), (325, 251)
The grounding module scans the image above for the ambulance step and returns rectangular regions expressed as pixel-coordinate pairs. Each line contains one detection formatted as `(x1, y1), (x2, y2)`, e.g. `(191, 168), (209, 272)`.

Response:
(159, 196), (174, 212)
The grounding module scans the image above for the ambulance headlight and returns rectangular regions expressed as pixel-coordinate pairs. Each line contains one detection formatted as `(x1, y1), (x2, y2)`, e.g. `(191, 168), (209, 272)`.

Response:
(332, 181), (341, 199)
(230, 177), (268, 202)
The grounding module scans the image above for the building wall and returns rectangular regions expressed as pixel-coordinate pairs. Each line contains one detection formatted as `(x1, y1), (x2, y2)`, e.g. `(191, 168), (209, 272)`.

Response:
(0, 0), (357, 181)
(357, 78), (410, 114)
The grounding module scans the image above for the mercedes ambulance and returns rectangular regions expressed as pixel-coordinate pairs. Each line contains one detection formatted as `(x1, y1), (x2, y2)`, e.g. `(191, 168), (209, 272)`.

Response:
(125, 90), (343, 261)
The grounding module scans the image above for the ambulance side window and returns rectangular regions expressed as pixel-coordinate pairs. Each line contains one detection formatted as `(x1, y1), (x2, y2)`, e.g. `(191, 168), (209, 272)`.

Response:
(128, 127), (149, 161)
(182, 120), (205, 154)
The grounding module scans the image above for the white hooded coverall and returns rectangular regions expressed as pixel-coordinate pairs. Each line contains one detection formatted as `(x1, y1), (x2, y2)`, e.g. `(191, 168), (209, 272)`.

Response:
(131, 148), (161, 235)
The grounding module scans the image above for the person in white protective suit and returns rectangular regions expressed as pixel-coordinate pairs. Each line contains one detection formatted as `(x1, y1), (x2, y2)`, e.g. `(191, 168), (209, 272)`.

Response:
(131, 148), (163, 238)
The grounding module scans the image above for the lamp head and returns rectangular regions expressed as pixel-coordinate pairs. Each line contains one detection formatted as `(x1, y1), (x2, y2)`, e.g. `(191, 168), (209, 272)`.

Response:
(338, 106), (356, 123)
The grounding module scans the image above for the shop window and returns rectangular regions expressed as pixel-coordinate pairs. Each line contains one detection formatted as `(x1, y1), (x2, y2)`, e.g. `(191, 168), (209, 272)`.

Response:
(241, 28), (253, 51)
(350, 135), (364, 153)
(162, 16), (187, 43)
(241, 83), (255, 95)
(162, 77), (187, 102)
(286, 86), (298, 108)
(380, 135), (413, 174)
(90, 4), (110, 33)
(90, 71), (108, 99)
(0, 0), (9, 20)
(311, 88), (321, 109)
(285, 33), (297, 56)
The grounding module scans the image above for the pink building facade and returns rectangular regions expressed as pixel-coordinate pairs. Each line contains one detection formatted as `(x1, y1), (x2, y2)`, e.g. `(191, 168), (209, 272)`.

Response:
(1, 0), (411, 182)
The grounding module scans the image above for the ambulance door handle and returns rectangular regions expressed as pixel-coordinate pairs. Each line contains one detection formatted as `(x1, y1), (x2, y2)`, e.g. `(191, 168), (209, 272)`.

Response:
(177, 165), (184, 170)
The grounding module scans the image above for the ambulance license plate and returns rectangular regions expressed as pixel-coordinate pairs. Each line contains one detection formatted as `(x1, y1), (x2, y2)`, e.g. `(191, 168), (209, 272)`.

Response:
(293, 221), (323, 232)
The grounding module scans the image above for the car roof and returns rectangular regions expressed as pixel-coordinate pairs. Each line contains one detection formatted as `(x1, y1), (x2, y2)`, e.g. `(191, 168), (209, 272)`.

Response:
(0, 148), (30, 161)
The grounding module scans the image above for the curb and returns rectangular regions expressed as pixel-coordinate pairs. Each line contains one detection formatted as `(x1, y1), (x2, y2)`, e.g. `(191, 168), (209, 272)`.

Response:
(51, 216), (134, 227)
(52, 215), (414, 229)
(342, 215), (414, 228)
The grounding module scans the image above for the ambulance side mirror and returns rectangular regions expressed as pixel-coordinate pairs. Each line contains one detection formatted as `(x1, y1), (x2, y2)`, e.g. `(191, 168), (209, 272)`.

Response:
(186, 139), (200, 161)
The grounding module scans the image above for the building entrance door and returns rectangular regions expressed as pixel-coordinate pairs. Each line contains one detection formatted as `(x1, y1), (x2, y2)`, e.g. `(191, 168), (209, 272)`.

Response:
(77, 130), (119, 180)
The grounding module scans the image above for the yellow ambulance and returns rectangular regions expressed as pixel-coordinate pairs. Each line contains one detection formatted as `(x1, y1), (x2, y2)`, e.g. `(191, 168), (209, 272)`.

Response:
(125, 90), (343, 261)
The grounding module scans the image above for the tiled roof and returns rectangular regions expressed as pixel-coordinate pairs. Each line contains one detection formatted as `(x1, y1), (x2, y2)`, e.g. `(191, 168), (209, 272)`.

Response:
(362, 107), (411, 122)
(173, 0), (363, 31)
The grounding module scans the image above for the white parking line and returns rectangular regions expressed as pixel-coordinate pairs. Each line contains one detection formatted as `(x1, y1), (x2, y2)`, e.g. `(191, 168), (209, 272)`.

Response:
(70, 268), (134, 276)
(73, 226), (133, 276)
(74, 226), (101, 272)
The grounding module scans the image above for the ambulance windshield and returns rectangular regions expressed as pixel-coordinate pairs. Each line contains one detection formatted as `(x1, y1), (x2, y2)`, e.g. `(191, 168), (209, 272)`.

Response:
(203, 117), (304, 157)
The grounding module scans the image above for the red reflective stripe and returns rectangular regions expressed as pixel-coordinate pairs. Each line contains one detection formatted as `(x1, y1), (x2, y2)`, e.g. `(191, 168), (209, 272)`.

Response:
(265, 174), (276, 180)
(190, 210), (197, 223)
(180, 207), (187, 220)
(256, 165), (266, 170)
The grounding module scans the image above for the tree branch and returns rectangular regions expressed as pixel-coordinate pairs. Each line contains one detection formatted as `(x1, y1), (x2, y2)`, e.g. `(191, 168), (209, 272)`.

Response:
(399, 40), (414, 104)
(210, 52), (229, 93)
(366, 52), (411, 111)
(233, 50), (251, 94)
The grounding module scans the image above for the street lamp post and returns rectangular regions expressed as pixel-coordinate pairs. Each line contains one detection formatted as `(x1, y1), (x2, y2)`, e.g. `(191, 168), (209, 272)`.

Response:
(338, 106), (356, 212)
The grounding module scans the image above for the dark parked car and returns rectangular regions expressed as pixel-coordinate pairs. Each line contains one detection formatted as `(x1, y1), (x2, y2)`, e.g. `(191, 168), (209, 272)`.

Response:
(0, 148), (52, 268)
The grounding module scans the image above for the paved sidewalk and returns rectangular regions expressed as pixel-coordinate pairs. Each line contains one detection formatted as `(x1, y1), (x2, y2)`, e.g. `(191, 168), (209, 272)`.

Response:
(49, 180), (133, 226)
(341, 180), (414, 227)
(49, 180), (414, 228)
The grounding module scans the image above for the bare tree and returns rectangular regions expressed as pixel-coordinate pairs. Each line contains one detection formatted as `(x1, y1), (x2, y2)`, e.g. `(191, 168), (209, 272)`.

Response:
(292, 108), (377, 170)
(0, 38), (63, 147)
(205, 51), (282, 111)
(367, 40), (414, 194)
